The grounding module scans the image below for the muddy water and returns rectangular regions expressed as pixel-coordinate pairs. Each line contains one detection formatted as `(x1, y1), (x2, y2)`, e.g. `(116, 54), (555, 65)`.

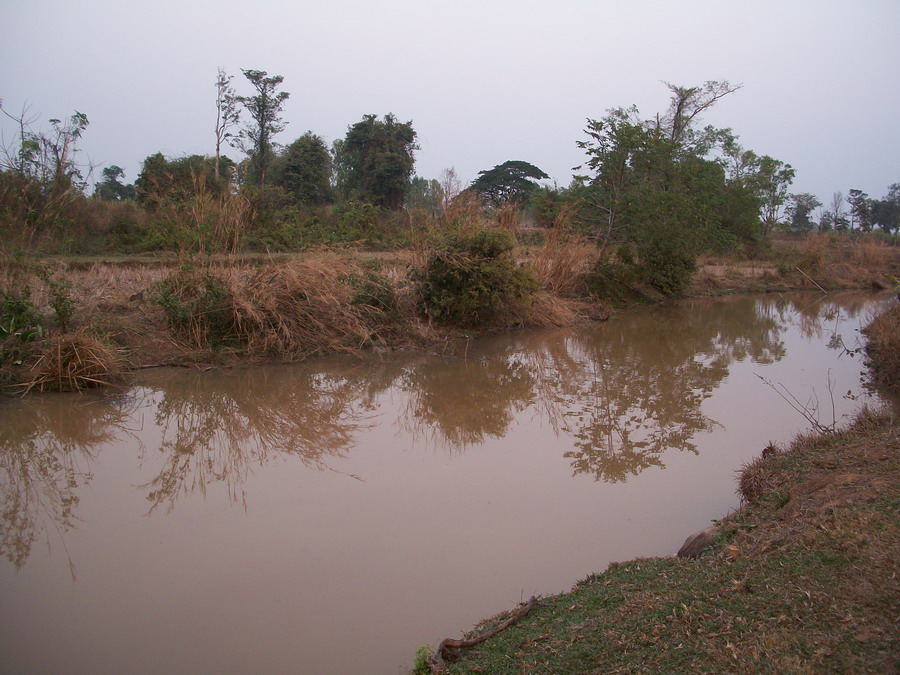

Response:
(0, 292), (893, 674)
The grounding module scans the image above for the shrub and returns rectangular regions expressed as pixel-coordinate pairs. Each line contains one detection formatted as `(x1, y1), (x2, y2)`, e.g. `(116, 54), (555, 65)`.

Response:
(152, 267), (235, 346)
(415, 228), (538, 326)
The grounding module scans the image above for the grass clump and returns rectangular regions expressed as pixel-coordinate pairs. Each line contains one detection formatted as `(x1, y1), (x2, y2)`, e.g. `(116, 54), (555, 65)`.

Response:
(427, 407), (899, 674)
(23, 328), (126, 392)
(415, 228), (538, 327)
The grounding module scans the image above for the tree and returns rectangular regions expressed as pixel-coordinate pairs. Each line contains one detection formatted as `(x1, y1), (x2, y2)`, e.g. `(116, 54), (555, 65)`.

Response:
(0, 102), (90, 195)
(871, 183), (900, 233)
(214, 68), (240, 181)
(786, 193), (822, 230)
(333, 114), (417, 209)
(235, 69), (290, 190)
(574, 81), (779, 293)
(268, 132), (333, 205)
(846, 189), (872, 232)
(825, 192), (849, 231)
(752, 156), (795, 233)
(93, 165), (135, 201)
(468, 160), (549, 206)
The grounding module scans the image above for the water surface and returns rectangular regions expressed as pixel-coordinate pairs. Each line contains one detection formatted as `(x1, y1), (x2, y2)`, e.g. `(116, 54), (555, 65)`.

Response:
(0, 292), (892, 673)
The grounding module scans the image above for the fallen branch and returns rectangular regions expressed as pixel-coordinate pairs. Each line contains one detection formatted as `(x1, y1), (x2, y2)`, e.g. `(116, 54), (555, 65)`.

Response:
(436, 595), (539, 664)
(795, 266), (827, 294)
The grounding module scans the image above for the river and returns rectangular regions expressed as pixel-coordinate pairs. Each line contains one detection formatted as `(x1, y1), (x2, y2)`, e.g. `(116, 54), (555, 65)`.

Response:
(0, 291), (893, 674)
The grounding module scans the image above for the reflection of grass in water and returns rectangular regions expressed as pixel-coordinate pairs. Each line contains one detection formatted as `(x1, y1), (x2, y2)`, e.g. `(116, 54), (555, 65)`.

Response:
(0, 394), (138, 574)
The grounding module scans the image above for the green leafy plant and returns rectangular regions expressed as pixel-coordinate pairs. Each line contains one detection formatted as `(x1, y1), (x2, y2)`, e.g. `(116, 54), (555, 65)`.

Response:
(152, 267), (234, 346)
(415, 228), (538, 326)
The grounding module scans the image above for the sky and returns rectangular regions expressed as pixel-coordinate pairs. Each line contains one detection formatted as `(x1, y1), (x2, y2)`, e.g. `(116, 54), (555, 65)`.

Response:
(2, 0), (898, 205)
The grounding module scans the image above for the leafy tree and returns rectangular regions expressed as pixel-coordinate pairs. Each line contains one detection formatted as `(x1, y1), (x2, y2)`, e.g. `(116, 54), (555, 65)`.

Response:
(333, 114), (417, 209)
(268, 132), (333, 205)
(846, 189), (872, 232)
(235, 69), (290, 190)
(575, 81), (763, 293)
(93, 165), (136, 201)
(214, 68), (240, 181)
(871, 183), (900, 233)
(786, 193), (822, 230)
(135, 153), (231, 208)
(468, 160), (549, 207)
(752, 156), (795, 233)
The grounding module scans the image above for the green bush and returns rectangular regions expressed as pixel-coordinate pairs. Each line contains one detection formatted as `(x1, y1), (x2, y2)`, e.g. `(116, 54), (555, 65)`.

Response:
(415, 228), (537, 326)
(638, 245), (697, 295)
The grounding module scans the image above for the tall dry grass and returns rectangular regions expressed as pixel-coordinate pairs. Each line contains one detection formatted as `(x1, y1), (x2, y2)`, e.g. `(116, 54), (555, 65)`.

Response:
(863, 301), (900, 392)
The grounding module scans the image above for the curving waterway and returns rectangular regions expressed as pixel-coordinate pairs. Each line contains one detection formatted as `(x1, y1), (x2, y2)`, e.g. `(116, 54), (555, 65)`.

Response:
(0, 292), (894, 674)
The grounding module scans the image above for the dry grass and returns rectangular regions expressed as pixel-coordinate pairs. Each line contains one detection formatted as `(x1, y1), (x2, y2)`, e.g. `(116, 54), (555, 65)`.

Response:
(863, 300), (900, 392)
(23, 329), (127, 393)
(529, 230), (596, 297)
(224, 256), (378, 357)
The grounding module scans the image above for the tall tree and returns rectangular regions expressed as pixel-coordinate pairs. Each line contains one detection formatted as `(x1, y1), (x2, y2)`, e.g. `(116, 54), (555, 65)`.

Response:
(333, 114), (417, 209)
(235, 69), (290, 190)
(575, 81), (768, 294)
(752, 156), (795, 233)
(214, 68), (240, 181)
(846, 189), (872, 231)
(468, 160), (549, 206)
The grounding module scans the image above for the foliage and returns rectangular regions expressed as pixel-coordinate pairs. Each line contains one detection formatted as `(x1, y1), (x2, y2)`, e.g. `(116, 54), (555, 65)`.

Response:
(870, 183), (899, 234)
(0, 103), (92, 248)
(135, 153), (232, 209)
(333, 114), (417, 210)
(574, 81), (784, 294)
(214, 67), (240, 181)
(151, 267), (235, 346)
(235, 69), (290, 190)
(786, 192), (822, 231)
(268, 132), (333, 205)
(92, 165), (136, 201)
(468, 160), (549, 207)
(415, 228), (538, 326)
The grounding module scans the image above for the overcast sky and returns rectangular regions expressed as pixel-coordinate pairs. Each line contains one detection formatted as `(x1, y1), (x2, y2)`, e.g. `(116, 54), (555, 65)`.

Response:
(2, 0), (898, 204)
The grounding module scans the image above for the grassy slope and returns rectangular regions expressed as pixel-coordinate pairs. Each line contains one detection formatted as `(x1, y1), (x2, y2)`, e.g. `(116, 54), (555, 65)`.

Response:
(431, 408), (899, 674)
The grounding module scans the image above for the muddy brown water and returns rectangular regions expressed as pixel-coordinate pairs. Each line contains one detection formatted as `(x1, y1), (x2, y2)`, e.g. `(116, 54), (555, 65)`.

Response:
(0, 292), (894, 674)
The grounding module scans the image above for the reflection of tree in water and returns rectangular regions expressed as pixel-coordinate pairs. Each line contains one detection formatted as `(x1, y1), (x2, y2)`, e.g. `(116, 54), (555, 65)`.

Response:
(0, 395), (135, 572)
(399, 356), (535, 450)
(142, 364), (391, 512)
(519, 296), (787, 482)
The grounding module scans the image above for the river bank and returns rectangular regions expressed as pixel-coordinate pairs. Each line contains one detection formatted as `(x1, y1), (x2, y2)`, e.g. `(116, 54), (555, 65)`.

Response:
(419, 404), (899, 673)
(2, 234), (898, 393)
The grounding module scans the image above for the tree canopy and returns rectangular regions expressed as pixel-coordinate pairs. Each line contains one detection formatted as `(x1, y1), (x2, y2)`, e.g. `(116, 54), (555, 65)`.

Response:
(269, 132), (333, 206)
(235, 69), (290, 190)
(333, 114), (417, 210)
(468, 160), (549, 206)
(574, 80), (783, 294)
